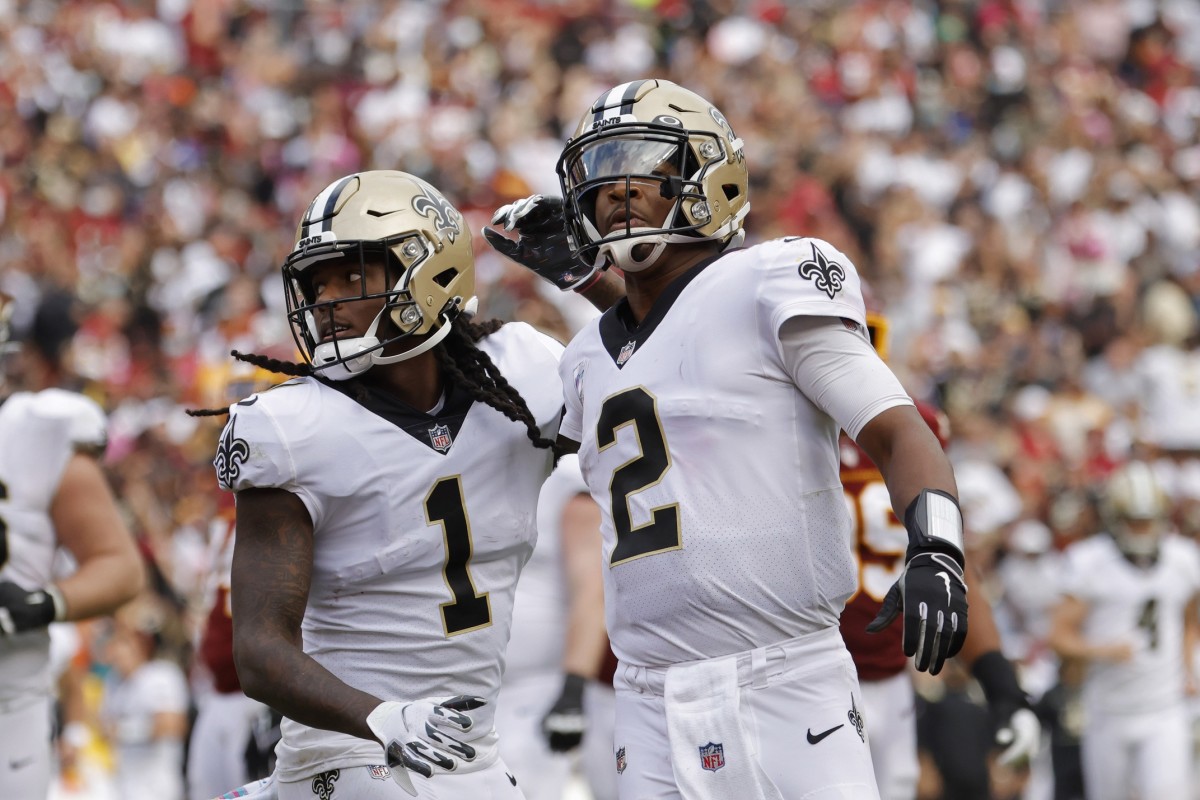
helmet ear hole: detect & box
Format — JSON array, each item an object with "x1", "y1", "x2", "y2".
[
  {"x1": 722, "y1": 184, "x2": 740, "y2": 201},
  {"x1": 431, "y1": 268, "x2": 458, "y2": 288}
]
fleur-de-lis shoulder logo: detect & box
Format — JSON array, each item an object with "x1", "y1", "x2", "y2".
[
  {"x1": 215, "y1": 415, "x2": 250, "y2": 489},
  {"x1": 311, "y1": 769, "x2": 340, "y2": 799},
  {"x1": 797, "y1": 241, "x2": 847, "y2": 300},
  {"x1": 412, "y1": 185, "x2": 462, "y2": 244}
]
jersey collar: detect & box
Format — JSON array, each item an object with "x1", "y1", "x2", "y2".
[
  {"x1": 330, "y1": 377, "x2": 474, "y2": 454},
  {"x1": 598, "y1": 249, "x2": 732, "y2": 368}
]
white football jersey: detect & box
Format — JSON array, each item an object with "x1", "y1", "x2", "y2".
[
  {"x1": 560, "y1": 237, "x2": 877, "y2": 667},
  {"x1": 504, "y1": 455, "x2": 588, "y2": 678},
  {"x1": 216, "y1": 323, "x2": 564, "y2": 781},
  {"x1": 0, "y1": 389, "x2": 108, "y2": 703},
  {"x1": 1061, "y1": 532, "x2": 1200, "y2": 715},
  {"x1": 1136, "y1": 345, "x2": 1200, "y2": 450}
]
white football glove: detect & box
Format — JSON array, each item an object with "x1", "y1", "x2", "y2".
[
  {"x1": 365, "y1": 695, "x2": 486, "y2": 796},
  {"x1": 996, "y1": 707, "x2": 1041, "y2": 767}
]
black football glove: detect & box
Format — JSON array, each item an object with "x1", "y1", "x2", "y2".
[
  {"x1": 541, "y1": 673, "x2": 587, "y2": 752},
  {"x1": 972, "y1": 651, "x2": 1041, "y2": 766},
  {"x1": 483, "y1": 195, "x2": 600, "y2": 292},
  {"x1": 867, "y1": 490, "x2": 968, "y2": 675},
  {"x1": 0, "y1": 580, "x2": 63, "y2": 636}
]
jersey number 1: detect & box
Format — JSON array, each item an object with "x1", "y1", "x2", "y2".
[
  {"x1": 597, "y1": 387, "x2": 681, "y2": 566},
  {"x1": 426, "y1": 476, "x2": 492, "y2": 636}
]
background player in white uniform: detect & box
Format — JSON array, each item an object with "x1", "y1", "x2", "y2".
[
  {"x1": 490, "y1": 79, "x2": 969, "y2": 800},
  {"x1": 209, "y1": 171, "x2": 564, "y2": 799},
  {"x1": 0, "y1": 291, "x2": 146, "y2": 800},
  {"x1": 1049, "y1": 461, "x2": 1200, "y2": 800},
  {"x1": 497, "y1": 454, "x2": 616, "y2": 800}
]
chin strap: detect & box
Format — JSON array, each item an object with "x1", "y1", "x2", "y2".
[
  {"x1": 595, "y1": 199, "x2": 751, "y2": 273},
  {"x1": 310, "y1": 306, "x2": 461, "y2": 379},
  {"x1": 371, "y1": 316, "x2": 454, "y2": 365}
]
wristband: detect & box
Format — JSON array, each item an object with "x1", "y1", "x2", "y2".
[
  {"x1": 62, "y1": 721, "x2": 91, "y2": 748},
  {"x1": 971, "y1": 650, "x2": 1025, "y2": 706},
  {"x1": 46, "y1": 584, "x2": 67, "y2": 622},
  {"x1": 904, "y1": 489, "x2": 964, "y2": 560},
  {"x1": 559, "y1": 672, "x2": 587, "y2": 703}
]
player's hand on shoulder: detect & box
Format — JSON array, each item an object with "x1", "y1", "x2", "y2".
[
  {"x1": 483, "y1": 195, "x2": 599, "y2": 292},
  {"x1": 541, "y1": 673, "x2": 587, "y2": 752},
  {"x1": 0, "y1": 580, "x2": 64, "y2": 635},
  {"x1": 866, "y1": 490, "x2": 968, "y2": 674},
  {"x1": 366, "y1": 695, "x2": 487, "y2": 795}
]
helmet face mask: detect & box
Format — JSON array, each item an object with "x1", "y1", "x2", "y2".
[
  {"x1": 556, "y1": 79, "x2": 750, "y2": 273},
  {"x1": 283, "y1": 172, "x2": 475, "y2": 380}
]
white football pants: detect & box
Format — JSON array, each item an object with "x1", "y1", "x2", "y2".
[
  {"x1": 0, "y1": 694, "x2": 52, "y2": 800},
  {"x1": 496, "y1": 671, "x2": 617, "y2": 800},
  {"x1": 188, "y1": 691, "x2": 269, "y2": 800},
  {"x1": 1080, "y1": 705, "x2": 1192, "y2": 800},
  {"x1": 276, "y1": 755, "x2": 525, "y2": 800},
  {"x1": 612, "y1": 626, "x2": 880, "y2": 800}
]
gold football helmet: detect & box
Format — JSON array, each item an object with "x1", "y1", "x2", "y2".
[
  {"x1": 282, "y1": 171, "x2": 476, "y2": 380},
  {"x1": 1103, "y1": 460, "x2": 1170, "y2": 562},
  {"x1": 556, "y1": 79, "x2": 751, "y2": 272}
]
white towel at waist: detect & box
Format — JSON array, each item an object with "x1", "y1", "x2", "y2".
[{"x1": 664, "y1": 654, "x2": 784, "y2": 800}]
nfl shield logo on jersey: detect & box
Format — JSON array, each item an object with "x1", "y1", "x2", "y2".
[
  {"x1": 699, "y1": 742, "x2": 725, "y2": 772},
  {"x1": 616, "y1": 340, "x2": 637, "y2": 366},
  {"x1": 369, "y1": 765, "x2": 391, "y2": 780},
  {"x1": 428, "y1": 423, "x2": 453, "y2": 452}
]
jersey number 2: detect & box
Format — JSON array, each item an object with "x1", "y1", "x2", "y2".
[
  {"x1": 425, "y1": 476, "x2": 492, "y2": 636},
  {"x1": 597, "y1": 387, "x2": 681, "y2": 566}
]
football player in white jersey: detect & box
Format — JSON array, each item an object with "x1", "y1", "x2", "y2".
[
  {"x1": 207, "y1": 171, "x2": 565, "y2": 799},
  {"x1": 496, "y1": 454, "x2": 616, "y2": 800},
  {"x1": 0, "y1": 291, "x2": 146, "y2": 800},
  {"x1": 1049, "y1": 461, "x2": 1200, "y2": 800},
  {"x1": 488, "y1": 79, "x2": 968, "y2": 800}
]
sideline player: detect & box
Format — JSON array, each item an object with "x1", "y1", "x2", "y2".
[
  {"x1": 491, "y1": 79, "x2": 967, "y2": 799},
  {"x1": 838, "y1": 301, "x2": 1039, "y2": 799},
  {"x1": 1048, "y1": 461, "x2": 1200, "y2": 800},
  {"x1": 208, "y1": 171, "x2": 564, "y2": 798},
  {"x1": 0, "y1": 291, "x2": 146, "y2": 799},
  {"x1": 497, "y1": 454, "x2": 616, "y2": 800}
]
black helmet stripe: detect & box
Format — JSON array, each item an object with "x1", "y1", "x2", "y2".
[
  {"x1": 590, "y1": 79, "x2": 649, "y2": 125},
  {"x1": 302, "y1": 174, "x2": 357, "y2": 239}
]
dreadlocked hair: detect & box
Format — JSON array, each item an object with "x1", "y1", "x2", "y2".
[
  {"x1": 184, "y1": 350, "x2": 312, "y2": 418},
  {"x1": 437, "y1": 317, "x2": 566, "y2": 460}
]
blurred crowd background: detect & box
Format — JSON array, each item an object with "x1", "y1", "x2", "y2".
[{"x1": 2, "y1": 0, "x2": 1199, "y2": 798}]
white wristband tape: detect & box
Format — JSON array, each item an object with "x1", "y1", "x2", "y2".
[
  {"x1": 46, "y1": 584, "x2": 67, "y2": 622},
  {"x1": 913, "y1": 490, "x2": 965, "y2": 554}
]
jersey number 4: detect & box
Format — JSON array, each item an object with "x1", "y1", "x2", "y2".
[
  {"x1": 597, "y1": 387, "x2": 681, "y2": 566},
  {"x1": 426, "y1": 476, "x2": 492, "y2": 636}
]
